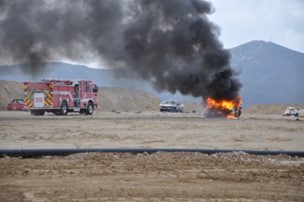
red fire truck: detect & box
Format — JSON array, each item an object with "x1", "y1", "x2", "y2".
[{"x1": 23, "y1": 79, "x2": 99, "y2": 116}]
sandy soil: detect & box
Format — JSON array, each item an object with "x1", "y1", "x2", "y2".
[{"x1": 0, "y1": 111, "x2": 304, "y2": 201}]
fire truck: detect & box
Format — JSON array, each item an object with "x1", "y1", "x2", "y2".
[{"x1": 23, "y1": 79, "x2": 99, "y2": 116}]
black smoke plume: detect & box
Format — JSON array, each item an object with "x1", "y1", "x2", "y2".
[{"x1": 0, "y1": 0, "x2": 241, "y2": 101}]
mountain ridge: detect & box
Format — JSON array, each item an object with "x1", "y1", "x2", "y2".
[{"x1": 229, "y1": 40, "x2": 304, "y2": 106}]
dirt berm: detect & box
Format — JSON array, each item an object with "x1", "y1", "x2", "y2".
[{"x1": 0, "y1": 81, "x2": 24, "y2": 110}]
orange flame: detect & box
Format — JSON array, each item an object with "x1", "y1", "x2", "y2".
[
  {"x1": 206, "y1": 96, "x2": 242, "y2": 118},
  {"x1": 206, "y1": 96, "x2": 242, "y2": 111}
]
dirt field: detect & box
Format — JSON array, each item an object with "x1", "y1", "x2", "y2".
[
  {"x1": 1, "y1": 111, "x2": 304, "y2": 201},
  {"x1": 1, "y1": 152, "x2": 304, "y2": 201},
  {"x1": 0, "y1": 110, "x2": 303, "y2": 150}
]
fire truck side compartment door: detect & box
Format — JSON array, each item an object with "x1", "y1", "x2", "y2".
[{"x1": 34, "y1": 92, "x2": 44, "y2": 108}]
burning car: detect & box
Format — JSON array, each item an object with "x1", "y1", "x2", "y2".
[
  {"x1": 205, "y1": 96, "x2": 242, "y2": 118},
  {"x1": 6, "y1": 98, "x2": 27, "y2": 111},
  {"x1": 159, "y1": 100, "x2": 184, "y2": 113}
]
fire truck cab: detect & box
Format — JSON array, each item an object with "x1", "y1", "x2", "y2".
[{"x1": 23, "y1": 79, "x2": 98, "y2": 116}]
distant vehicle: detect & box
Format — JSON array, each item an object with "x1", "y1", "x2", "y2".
[
  {"x1": 282, "y1": 107, "x2": 299, "y2": 117},
  {"x1": 159, "y1": 100, "x2": 184, "y2": 112},
  {"x1": 7, "y1": 99, "x2": 26, "y2": 111}
]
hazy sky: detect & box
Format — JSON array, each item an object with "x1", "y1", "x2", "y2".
[{"x1": 209, "y1": 0, "x2": 304, "y2": 53}]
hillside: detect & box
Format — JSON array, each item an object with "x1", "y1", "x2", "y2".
[
  {"x1": 0, "y1": 81, "x2": 24, "y2": 110},
  {"x1": 0, "y1": 81, "x2": 160, "y2": 111},
  {"x1": 98, "y1": 87, "x2": 160, "y2": 112}
]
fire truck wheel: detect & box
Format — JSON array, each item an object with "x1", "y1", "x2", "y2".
[
  {"x1": 60, "y1": 101, "x2": 68, "y2": 115},
  {"x1": 85, "y1": 102, "x2": 94, "y2": 115}
]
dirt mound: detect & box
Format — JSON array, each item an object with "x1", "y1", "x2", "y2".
[
  {"x1": 0, "y1": 80, "x2": 160, "y2": 111},
  {"x1": 0, "y1": 80, "x2": 24, "y2": 110},
  {"x1": 98, "y1": 87, "x2": 160, "y2": 111},
  {"x1": 245, "y1": 104, "x2": 304, "y2": 115}
]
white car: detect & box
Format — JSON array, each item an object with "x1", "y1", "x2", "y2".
[
  {"x1": 283, "y1": 107, "x2": 299, "y2": 116},
  {"x1": 159, "y1": 100, "x2": 184, "y2": 112}
]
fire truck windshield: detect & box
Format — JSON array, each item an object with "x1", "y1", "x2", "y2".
[{"x1": 92, "y1": 84, "x2": 98, "y2": 93}]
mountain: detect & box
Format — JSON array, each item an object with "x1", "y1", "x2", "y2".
[
  {"x1": 230, "y1": 40, "x2": 304, "y2": 106},
  {"x1": 0, "y1": 40, "x2": 303, "y2": 107},
  {"x1": 0, "y1": 62, "x2": 131, "y2": 87}
]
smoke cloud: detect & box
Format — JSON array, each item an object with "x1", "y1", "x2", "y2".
[{"x1": 0, "y1": 0, "x2": 241, "y2": 101}]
